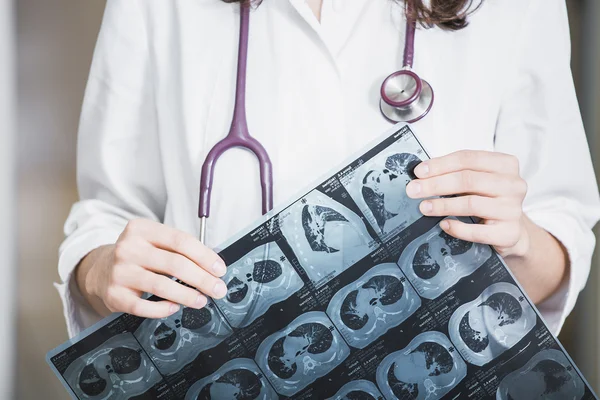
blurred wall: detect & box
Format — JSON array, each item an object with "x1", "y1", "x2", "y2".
[
  {"x1": 14, "y1": 0, "x2": 600, "y2": 399},
  {"x1": 563, "y1": 0, "x2": 600, "y2": 387},
  {"x1": 0, "y1": 0, "x2": 16, "y2": 398},
  {"x1": 15, "y1": 0, "x2": 105, "y2": 399}
]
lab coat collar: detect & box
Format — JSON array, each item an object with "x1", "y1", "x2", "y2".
[{"x1": 286, "y1": 0, "x2": 374, "y2": 59}]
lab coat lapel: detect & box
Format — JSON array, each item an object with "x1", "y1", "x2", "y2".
[
  {"x1": 288, "y1": 0, "x2": 350, "y2": 63},
  {"x1": 320, "y1": 0, "x2": 373, "y2": 58}
]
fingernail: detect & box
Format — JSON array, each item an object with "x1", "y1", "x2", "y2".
[
  {"x1": 213, "y1": 281, "x2": 227, "y2": 298},
  {"x1": 415, "y1": 163, "x2": 429, "y2": 177},
  {"x1": 195, "y1": 294, "x2": 207, "y2": 308},
  {"x1": 212, "y1": 260, "x2": 227, "y2": 276},
  {"x1": 406, "y1": 182, "x2": 421, "y2": 198},
  {"x1": 421, "y1": 201, "x2": 433, "y2": 214},
  {"x1": 440, "y1": 220, "x2": 450, "y2": 230},
  {"x1": 169, "y1": 304, "x2": 180, "y2": 314}
]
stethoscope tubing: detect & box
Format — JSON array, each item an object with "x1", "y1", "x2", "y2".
[
  {"x1": 196, "y1": 1, "x2": 434, "y2": 329},
  {"x1": 198, "y1": 2, "x2": 433, "y2": 242},
  {"x1": 198, "y1": 4, "x2": 273, "y2": 244}
]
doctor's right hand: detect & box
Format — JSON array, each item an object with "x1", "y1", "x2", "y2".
[{"x1": 75, "y1": 219, "x2": 228, "y2": 319}]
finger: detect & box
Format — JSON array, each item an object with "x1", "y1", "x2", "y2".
[
  {"x1": 120, "y1": 267, "x2": 209, "y2": 309},
  {"x1": 122, "y1": 219, "x2": 226, "y2": 277},
  {"x1": 129, "y1": 246, "x2": 228, "y2": 299},
  {"x1": 419, "y1": 196, "x2": 521, "y2": 220},
  {"x1": 439, "y1": 218, "x2": 519, "y2": 248},
  {"x1": 406, "y1": 170, "x2": 526, "y2": 199},
  {"x1": 107, "y1": 288, "x2": 181, "y2": 319},
  {"x1": 414, "y1": 150, "x2": 520, "y2": 178}
]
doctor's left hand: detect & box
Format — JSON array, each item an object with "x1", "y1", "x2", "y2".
[{"x1": 405, "y1": 150, "x2": 530, "y2": 259}]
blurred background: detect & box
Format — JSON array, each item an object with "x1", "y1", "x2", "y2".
[{"x1": 0, "y1": 0, "x2": 598, "y2": 398}]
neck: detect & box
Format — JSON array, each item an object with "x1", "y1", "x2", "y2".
[{"x1": 305, "y1": 0, "x2": 323, "y2": 22}]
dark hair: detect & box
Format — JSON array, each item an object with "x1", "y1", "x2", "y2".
[{"x1": 222, "y1": 0, "x2": 482, "y2": 31}]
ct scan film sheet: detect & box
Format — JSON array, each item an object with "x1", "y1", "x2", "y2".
[{"x1": 47, "y1": 125, "x2": 598, "y2": 400}]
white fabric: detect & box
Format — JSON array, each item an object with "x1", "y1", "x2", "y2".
[{"x1": 58, "y1": 0, "x2": 600, "y2": 338}]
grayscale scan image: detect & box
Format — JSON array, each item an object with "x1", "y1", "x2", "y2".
[
  {"x1": 448, "y1": 282, "x2": 537, "y2": 366},
  {"x1": 213, "y1": 242, "x2": 304, "y2": 328},
  {"x1": 397, "y1": 217, "x2": 492, "y2": 299},
  {"x1": 134, "y1": 301, "x2": 233, "y2": 375},
  {"x1": 326, "y1": 263, "x2": 421, "y2": 349},
  {"x1": 280, "y1": 189, "x2": 376, "y2": 287},
  {"x1": 376, "y1": 331, "x2": 467, "y2": 400},
  {"x1": 340, "y1": 136, "x2": 426, "y2": 241},
  {"x1": 184, "y1": 358, "x2": 278, "y2": 400},
  {"x1": 62, "y1": 333, "x2": 162, "y2": 400},
  {"x1": 255, "y1": 311, "x2": 351, "y2": 396},
  {"x1": 327, "y1": 379, "x2": 385, "y2": 400},
  {"x1": 47, "y1": 126, "x2": 597, "y2": 400},
  {"x1": 496, "y1": 349, "x2": 586, "y2": 400}
]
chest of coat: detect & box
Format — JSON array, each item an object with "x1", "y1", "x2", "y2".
[{"x1": 151, "y1": 1, "x2": 506, "y2": 242}]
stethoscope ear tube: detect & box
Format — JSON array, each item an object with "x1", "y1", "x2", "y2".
[{"x1": 198, "y1": 4, "x2": 274, "y2": 244}]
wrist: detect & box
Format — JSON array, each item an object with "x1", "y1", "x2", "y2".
[
  {"x1": 75, "y1": 245, "x2": 115, "y2": 317},
  {"x1": 501, "y1": 215, "x2": 570, "y2": 304},
  {"x1": 500, "y1": 216, "x2": 532, "y2": 260},
  {"x1": 77, "y1": 245, "x2": 113, "y2": 300}
]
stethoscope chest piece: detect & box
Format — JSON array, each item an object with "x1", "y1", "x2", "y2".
[{"x1": 379, "y1": 69, "x2": 434, "y2": 124}]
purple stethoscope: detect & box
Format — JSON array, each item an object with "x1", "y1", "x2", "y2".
[{"x1": 198, "y1": 3, "x2": 434, "y2": 242}]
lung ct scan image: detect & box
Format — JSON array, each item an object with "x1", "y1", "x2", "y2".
[
  {"x1": 448, "y1": 282, "x2": 536, "y2": 366},
  {"x1": 496, "y1": 349, "x2": 586, "y2": 400},
  {"x1": 340, "y1": 136, "x2": 427, "y2": 242},
  {"x1": 62, "y1": 333, "x2": 162, "y2": 400},
  {"x1": 326, "y1": 263, "x2": 421, "y2": 349},
  {"x1": 376, "y1": 331, "x2": 467, "y2": 400},
  {"x1": 280, "y1": 189, "x2": 377, "y2": 287},
  {"x1": 327, "y1": 380, "x2": 385, "y2": 400},
  {"x1": 255, "y1": 311, "x2": 351, "y2": 397},
  {"x1": 397, "y1": 217, "x2": 492, "y2": 299},
  {"x1": 213, "y1": 242, "x2": 304, "y2": 328},
  {"x1": 134, "y1": 301, "x2": 233, "y2": 376},
  {"x1": 184, "y1": 358, "x2": 278, "y2": 400}
]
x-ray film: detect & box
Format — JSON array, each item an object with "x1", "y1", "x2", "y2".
[
  {"x1": 327, "y1": 263, "x2": 421, "y2": 349},
  {"x1": 134, "y1": 301, "x2": 233, "y2": 376},
  {"x1": 327, "y1": 380, "x2": 385, "y2": 400},
  {"x1": 214, "y1": 242, "x2": 304, "y2": 328},
  {"x1": 376, "y1": 331, "x2": 467, "y2": 400},
  {"x1": 61, "y1": 333, "x2": 163, "y2": 400},
  {"x1": 48, "y1": 124, "x2": 597, "y2": 399},
  {"x1": 255, "y1": 311, "x2": 351, "y2": 396},
  {"x1": 496, "y1": 349, "x2": 586, "y2": 400},
  {"x1": 448, "y1": 282, "x2": 536, "y2": 366},
  {"x1": 184, "y1": 358, "x2": 278, "y2": 400},
  {"x1": 397, "y1": 217, "x2": 493, "y2": 300},
  {"x1": 339, "y1": 137, "x2": 425, "y2": 242},
  {"x1": 280, "y1": 189, "x2": 378, "y2": 287}
]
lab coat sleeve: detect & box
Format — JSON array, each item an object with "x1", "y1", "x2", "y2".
[
  {"x1": 56, "y1": 0, "x2": 166, "y2": 338},
  {"x1": 493, "y1": 0, "x2": 600, "y2": 335}
]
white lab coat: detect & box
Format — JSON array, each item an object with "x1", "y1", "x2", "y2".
[{"x1": 58, "y1": 0, "x2": 600, "y2": 338}]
